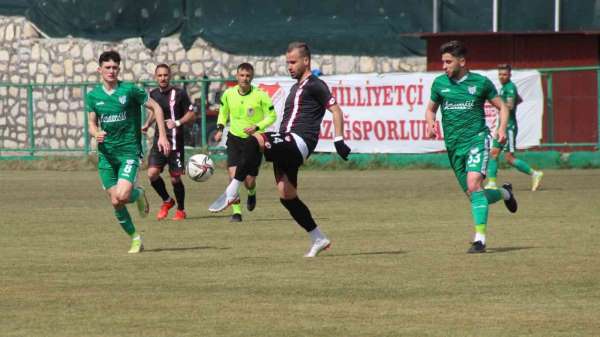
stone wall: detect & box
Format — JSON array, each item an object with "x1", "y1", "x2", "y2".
[{"x1": 0, "y1": 16, "x2": 426, "y2": 152}]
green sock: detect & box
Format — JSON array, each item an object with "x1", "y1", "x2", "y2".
[
  {"x1": 483, "y1": 188, "x2": 502, "y2": 204},
  {"x1": 232, "y1": 203, "x2": 242, "y2": 215},
  {"x1": 247, "y1": 186, "x2": 256, "y2": 196},
  {"x1": 128, "y1": 187, "x2": 141, "y2": 203},
  {"x1": 114, "y1": 207, "x2": 136, "y2": 236},
  {"x1": 475, "y1": 224, "x2": 487, "y2": 235},
  {"x1": 487, "y1": 157, "x2": 498, "y2": 179},
  {"x1": 471, "y1": 191, "x2": 489, "y2": 227},
  {"x1": 513, "y1": 158, "x2": 533, "y2": 175}
]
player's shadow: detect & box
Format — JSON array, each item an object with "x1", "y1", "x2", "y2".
[
  {"x1": 485, "y1": 246, "x2": 537, "y2": 254},
  {"x1": 323, "y1": 250, "x2": 406, "y2": 257},
  {"x1": 251, "y1": 217, "x2": 329, "y2": 222},
  {"x1": 143, "y1": 246, "x2": 231, "y2": 253},
  {"x1": 186, "y1": 214, "x2": 231, "y2": 220}
]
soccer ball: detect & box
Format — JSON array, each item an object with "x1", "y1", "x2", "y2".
[{"x1": 187, "y1": 154, "x2": 214, "y2": 182}]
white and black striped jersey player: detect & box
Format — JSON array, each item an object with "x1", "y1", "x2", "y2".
[{"x1": 208, "y1": 42, "x2": 351, "y2": 257}]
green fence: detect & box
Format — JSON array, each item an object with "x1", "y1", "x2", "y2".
[
  {"x1": 1, "y1": 67, "x2": 599, "y2": 160},
  {"x1": 0, "y1": 78, "x2": 232, "y2": 158}
]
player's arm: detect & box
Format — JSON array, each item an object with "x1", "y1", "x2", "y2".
[
  {"x1": 214, "y1": 92, "x2": 230, "y2": 142},
  {"x1": 141, "y1": 108, "x2": 155, "y2": 133},
  {"x1": 425, "y1": 100, "x2": 440, "y2": 138},
  {"x1": 166, "y1": 92, "x2": 196, "y2": 129},
  {"x1": 329, "y1": 103, "x2": 350, "y2": 160},
  {"x1": 489, "y1": 96, "x2": 509, "y2": 143},
  {"x1": 88, "y1": 111, "x2": 106, "y2": 143},
  {"x1": 145, "y1": 97, "x2": 170, "y2": 155}
]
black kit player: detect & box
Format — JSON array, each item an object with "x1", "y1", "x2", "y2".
[
  {"x1": 208, "y1": 41, "x2": 351, "y2": 257},
  {"x1": 143, "y1": 64, "x2": 196, "y2": 221}
]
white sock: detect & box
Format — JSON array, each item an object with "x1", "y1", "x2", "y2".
[
  {"x1": 499, "y1": 187, "x2": 511, "y2": 200},
  {"x1": 308, "y1": 227, "x2": 325, "y2": 243},
  {"x1": 474, "y1": 232, "x2": 486, "y2": 245},
  {"x1": 226, "y1": 179, "x2": 242, "y2": 198}
]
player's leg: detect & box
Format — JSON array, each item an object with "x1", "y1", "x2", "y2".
[
  {"x1": 98, "y1": 155, "x2": 143, "y2": 253},
  {"x1": 209, "y1": 133, "x2": 265, "y2": 212},
  {"x1": 226, "y1": 136, "x2": 244, "y2": 221},
  {"x1": 169, "y1": 150, "x2": 186, "y2": 220},
  {"x1": 228, "y1": 166, "x2": 242, "y2": 222},
  {"x1": 245, "y1": 175, "x2": 257, "y2": 211},
  {"x1": 148, "y1": 146, "x2": 174, "y2": 220},
  {"x1": 504, "y1": 129, "x2": 544, "y2": 191},
  {"x1": 244, "y1": 151, "x2": 262, "y2": 212},
  {"x1": 275, "y1": 165, "x2": 330, "y2": 258},
  {"x1": 485, "y1": 139, "x2": 503, "y2": 189},
  {"x1": 466, "y1": 135, "x2": 518, "y2": 253}
]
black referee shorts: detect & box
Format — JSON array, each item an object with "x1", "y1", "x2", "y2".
[{"x1": 226, "y1": 133, "x2": 262, "y2": 177}]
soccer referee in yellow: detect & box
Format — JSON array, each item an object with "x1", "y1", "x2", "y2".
[{"x1": 214, "y1": 63, "x2": 277, "y2": 222}]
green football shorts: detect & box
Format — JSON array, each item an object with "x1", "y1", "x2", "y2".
[
  {"x1": 447, "y1": 131, "x2": 492, "y2": 192},
  {"x1": 97, "y1": 152, "x2": 140, "y2": 190}
]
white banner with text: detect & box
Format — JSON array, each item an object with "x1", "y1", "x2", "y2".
[{"x1": 253, "y1": 70, "x2": 543, "y2": 154}]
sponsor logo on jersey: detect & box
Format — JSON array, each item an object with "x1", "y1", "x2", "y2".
[
  {"x1": 119, "y1": 95, "x2": 127, "y2": 105},
  {"x1": 468, "y1": 86, "x2": 477, "y2": 95},
  {"x1": 441, "y1": 88, "x2": 450, "y2": 93},
  {"x1": 247, "y1": 107, "x2": 255, "y2": 117},
  {"x1": 443, "y1": 100, "x2": 475, "y2": 110},
  {"x1": 100, "y1": 111, "x2": 127, "y2": 123},
  {"x1": 96, "y1": 101, "x2": 105, "y2": 106}
]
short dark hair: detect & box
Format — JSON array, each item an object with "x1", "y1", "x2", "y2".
[
  {"x1": 440, "y1": 40, "x2": 467, "y2": 58},
  {"x1": 498, "y1": 63, "x2": 512, "y2": 71},
  {"x1": 237, "y1": 62, "x2": 254, "y2": 73},
  {"x1": 98, "y1": 50, "x2": 121, "y2": 65},
  {"x1": 287, "y1": 41, "x2": 311, "y2": 59},
  {"x1": 155, "y1": 63, "x2": 171, "y2": 73}
]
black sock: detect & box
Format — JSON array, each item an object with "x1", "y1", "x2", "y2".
[
  {"x1": 150, "y1": 177, "x2": 171, "y2": 201},
  {"x1": 280, "y1": 197, "x2": 317, "y2": 232},
  {"x1": 172, "y1": 180, "x2": 185, "y2": 210},
  {"x1": 234, "y1": 137, "x2": 261, "y2": 181}
]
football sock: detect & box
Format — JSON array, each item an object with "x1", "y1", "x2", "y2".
[
  {"x1": 226, "y1": 179, "x2": 242, "y2": 198},
  {"x1": 471, "y1": 191, "x2": 489, "y2": 229},
  {"x1": 513, "y1": 158, "x2": 533, "y2": 175},
  {"x1": 247, "y1": 186, "x2": 256, "y2": 196},
  {"x1": 172, "y1": 180, "x2": 185, "y2": 210},
  {"x1": 280, "y1": 197, "x2": 317, "y2": 232},
  {"x1": 499, "y1": 187, "x2": 511, "y2": 200},
  {"x1": 234, "y1": 137, "x2": 261, "y2": 181},
  {"x1": 232, "y1": 202, "x2": 242, "y2": 215},
  {"x1": 487, "y1": 157, "x2": 498, "y2": 179},
  {"x1": 114, "y1": 206, "x2": 136, "y2": 236},
  {"x1": 483, "y1": 188, "x2": 502, "y2": 204},
  {"x1": 474, "y1": 225, "x2": 486, "y2": 244},
  {"x1": 127, "y1": 187, "x2": 141, "y2": 203},
  {"x1": 308, "y1": 227, "x2": 326, "y2": 243},
  {"x1": 151, "y1": 177, "x2": 171, "y2": 201}
]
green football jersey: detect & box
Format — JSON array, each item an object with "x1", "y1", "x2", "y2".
[
  {"x1": 85, "y1": 81, "x2": 148, "y2": 156},
  {"x1": 500, "y1": 81, "x2": 518, "y2": 129},
  {"x1": 217, "y1": 85, "x2": 276, "y2": 139},
  {"x1": 430, "y1": 72, "x2": 498, "y2": 150}
]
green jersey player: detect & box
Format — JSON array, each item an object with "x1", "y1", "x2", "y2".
[
  {"x1": 86, "y1": 51, "x2": 170, "y2": 253},
  {"x1": 485, "y1": 64, "x2": 544, "y2": 191},
  {"x1": 214, "y1": 62, "x2": 277, "y2": 222},
  {"x1": 425, "y1": 40, "x2": 518, "y2": 254}
]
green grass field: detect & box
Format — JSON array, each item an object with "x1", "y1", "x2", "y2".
[{"x1": 2, "y1": 168, "x2": 599, "y2": 337}]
